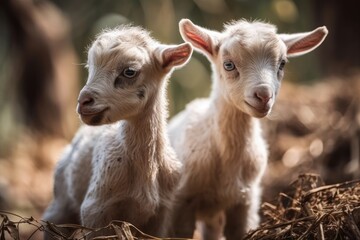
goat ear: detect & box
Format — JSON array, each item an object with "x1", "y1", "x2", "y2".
[
  {"x1": 279, "y1": 26, "x2": 328, "y2": 58},
  {"x1": 158, "y1": 43, "x2": 192, "y2": 72},
  {"x1": 179, "y1": 19, "x2": 220, "y2": 58}
]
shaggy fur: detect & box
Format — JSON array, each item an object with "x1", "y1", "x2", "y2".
[
  {"x1": 42, "y1": 26, "x2": 192, "y2": 239},
  {"x1": 168, "y1": 19, "x2": 328, "y2": 240}
]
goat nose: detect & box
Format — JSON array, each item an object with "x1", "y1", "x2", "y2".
[
  {"x1": 78, "y1": 93, "x2": 94, "y2": 107},
  {"x1": 254, "y1": 87, "x2": 272, "y2": 104}
]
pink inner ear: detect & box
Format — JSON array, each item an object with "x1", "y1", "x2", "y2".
[
  {"x1": 186, "y1": 31, "x2": 212, "y2": 55},
  {"x1": 162, "y1": 45, "x2": 190, "y2": 69},
  {"x1": 288, "y1": 30, "x2": 326, "y2": 55}
]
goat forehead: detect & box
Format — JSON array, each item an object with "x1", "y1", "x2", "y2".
[
  {"x1": 88, "y1": 42, "x2": 150, "y2": 70},
  {"x1": 221, "y1": 34, "x2": 285, "y2": 65},
  {"x1": 222, "y1": 20, "x2": 282, "y2": 51},
  {"x1": 88, "y1": 27, "x2": 156, "y2": 68},
  {"x1": 96, "y1": 27, "x2": 154, "y2": 49}
]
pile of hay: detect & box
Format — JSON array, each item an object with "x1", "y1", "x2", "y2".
[{"x1": 245, "y1": 174, "x2": 360, "y2": 240}]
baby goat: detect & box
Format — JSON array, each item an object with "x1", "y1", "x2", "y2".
[
  {"x1": 42, "y1": 26, "x2": 192, "y2": 238},
  {"x1": 168, "y1": 19, "x2": 328, "y2": 240}
]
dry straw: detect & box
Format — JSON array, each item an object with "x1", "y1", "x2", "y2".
[
  {"x1": 245, "y1": 174, "x2": 360, "y2": 240},
  {"x1": 0, "y1": 212, "x2": 192, "y2": 240}
]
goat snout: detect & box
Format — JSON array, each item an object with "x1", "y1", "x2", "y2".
[
  {"x1": 78, "y1": 94, "x2": 94, "y2": 108},
  {"x1": 244, "y1": 85, "x2": 274, "y2": 117},
  {"x1": 253, "y1": 86, "x2": 273, "y2": 104},
  {"x1": 77, "y1": 90, "x2": 95, "y2": 114}
]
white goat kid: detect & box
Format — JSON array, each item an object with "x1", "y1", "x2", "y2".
[
  {"x1": 168, "y1": 19, "x2": 328, "y2": 240},
  {"x1": 42, "y1": 26, "x2": 192, "y2": 238}
]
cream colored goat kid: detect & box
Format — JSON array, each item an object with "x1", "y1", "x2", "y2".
[
  {"x1": 42, "y1": 26, "x2": 192, "y2": 238},
  {"x1": 168, "y1": 19, "x2": 328, "y2": 240}
]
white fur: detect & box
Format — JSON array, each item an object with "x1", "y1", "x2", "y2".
[
  {"x1": 168, "y1": 19, "x2": 328, "y2": 240},
  {"x1": 43, "y1": 26, "x2": 192, "y2": 239}
]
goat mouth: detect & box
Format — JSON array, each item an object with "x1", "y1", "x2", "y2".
[
  {"x1": 245, "y1": 101, "x2": 271, "y2": 116},
  {"x1": 79, "y1": 107, "x2": 109, "y2": 117},
  {"x1": 79, "y1": 107, "x2": 109, "y2": 126}
]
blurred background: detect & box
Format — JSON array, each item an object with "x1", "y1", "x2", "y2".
[{"x1": 0, "y1": 0, "x2": 359, "y2": 237}]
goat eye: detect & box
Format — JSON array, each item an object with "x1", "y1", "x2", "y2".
[
  {"x1": 223, "y1": 61, "x2": 235, "y2": 71},
  {"x1": 278, "y1": 60, "x2": 286, "y2": 71},
  {"x1": 122, "y1": 67, "x2": 137, "y2": 78}
]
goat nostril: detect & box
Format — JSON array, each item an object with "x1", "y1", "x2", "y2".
[
  {"x1": 79, "y1": 96, "x2": 94, "y2": 107},
  {"x1": 255, "y1": 91, "x2": 272, "y2": 104}
]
